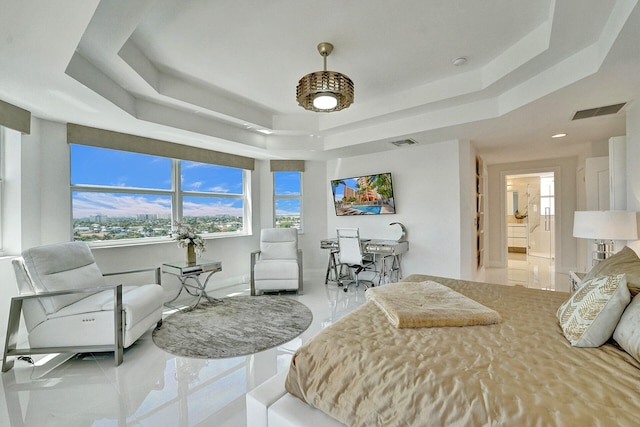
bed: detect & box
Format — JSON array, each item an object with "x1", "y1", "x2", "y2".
[{"x1": 247, "y1": 250, "x2": 640, "y2": 427}]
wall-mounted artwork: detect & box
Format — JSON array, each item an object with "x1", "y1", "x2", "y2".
[{"x1": 331, "y1": 172, "x2": 396, "y2": 216}]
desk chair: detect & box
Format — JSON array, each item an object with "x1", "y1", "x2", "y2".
[
  {"x1": 325, "y1": 248, "x2": 350, "y2": 285},
  {"x1": 336, "y1": 228, "x2": 377, "y2": 292}
]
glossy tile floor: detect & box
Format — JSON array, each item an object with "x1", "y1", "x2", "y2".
[
  {"x1": 0, "y1": 272, "x2": 369, "y2": 427},
  {"x1": 485, "y1": 252, "x2": 570, "y2": 293},
  {"x1": 0, "y1": 267, "x2": 567, "y2": 427}
]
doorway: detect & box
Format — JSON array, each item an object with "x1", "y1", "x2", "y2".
[{"x1": 506, "y1": 172, "x2": 556, "y2": 290}]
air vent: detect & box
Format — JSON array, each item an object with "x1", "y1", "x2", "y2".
[
  {"x1": 572, "y1": 103, "x2": 626, "y2": 120},
  {"x1": 390, "y1": 138, "x2": 417, "y2": 147}
]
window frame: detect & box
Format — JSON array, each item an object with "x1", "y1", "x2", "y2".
[
  {"x1": 70, "y1": 145, "x2": 251, "y2": 247},
  {"x1": 273, "y1": 170, "x2": 303, "y2": 231}
]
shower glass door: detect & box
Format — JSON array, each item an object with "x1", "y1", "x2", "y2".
[{"x1": 527, "y1": 174, "x2": 555, "y2": 290}]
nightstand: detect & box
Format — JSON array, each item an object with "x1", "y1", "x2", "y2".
[{"x1": 569, "y1": 271, "x2": 586, "y2": 292}]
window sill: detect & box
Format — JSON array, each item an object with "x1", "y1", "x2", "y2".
[{"x1": 86, "y1": 231, "x2": 250, "y2": 250}]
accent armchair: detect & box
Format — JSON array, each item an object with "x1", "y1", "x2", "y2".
[
  {"x1": 2, "y1": 241, "x2": 164, "y2": 372},
  {"x1": 250, "y1": 228, "x2": 303, "y2": 295}
]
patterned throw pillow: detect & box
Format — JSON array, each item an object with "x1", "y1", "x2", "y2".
[{"x1": 556, "y1": 274, "x2": 630, "y2": 347}]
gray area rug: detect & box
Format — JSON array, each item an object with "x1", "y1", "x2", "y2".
[{"x1": 152, "y1": 296, "x2": 313, "y2": 359}]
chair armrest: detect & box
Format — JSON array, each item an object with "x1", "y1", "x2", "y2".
[
  {"x1": 297, "y1": 249, "x2": 303, "y2": 294},
  {"x1": 12, "y1": 284, "x2": 123, "y2": 300},
  {"x1": 2, "y1": 284, "x2": 124, "y2": 372},
  {"x1": 103, "y1": 266, "x2": 161, "y2": 285},
  {"x1": 250, "y1": 251, "x2": 261, "y2": 296}
]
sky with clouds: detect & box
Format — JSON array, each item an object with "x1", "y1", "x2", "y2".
[{"x1": 71, "y1": 145, "x2": 299, "y2": 218}]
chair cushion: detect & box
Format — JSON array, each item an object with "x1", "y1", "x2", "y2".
[
  {"x1": 260, "y1": 228, "x2": 298, "y2": 260},
  {"x1": 22, "y1": 242, "x2": 106, "y2": 314},
  {"x1": 254, "y1": 260, "x2": 299, "y2": 281},
  {"x1": 48, "y1": 284, "x2": 163, "y2": 331}
]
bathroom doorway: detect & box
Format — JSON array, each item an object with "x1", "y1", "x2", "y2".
[{"x1": 506, "y1": 172, "x2": 556, "y2": 290}]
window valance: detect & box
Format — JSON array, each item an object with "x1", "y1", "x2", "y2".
[
  {"x1": 270, "y1": 160, "x2": 305, "y2": 172},
  {"x1": 0, "y1": 99, "x2": 31, "y2": 134},
  {"x1": 67, "y1": 123, "x2": 255, "y2": 170}
]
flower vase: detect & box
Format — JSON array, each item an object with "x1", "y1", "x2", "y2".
[{"x1": 186, "y1": 243, "x2": 196, "y2": 265}]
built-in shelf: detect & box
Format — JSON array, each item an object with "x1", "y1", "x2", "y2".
[{"x1": 476, "y1": 157, "x2": 484, "y2": 269}]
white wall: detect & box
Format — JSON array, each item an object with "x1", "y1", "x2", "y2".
[
  {"x1": 40, "y1": 120, "x2": 72, "y2": 243},
  {"x1": 326, "y1": 140, "x2": 477, "y2": 280},
  {"x1": 298, "y1": 160, "x2": 330, "y2": 273}
]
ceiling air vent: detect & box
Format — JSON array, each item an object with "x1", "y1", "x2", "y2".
[
  {"x1": 572, "y1": 103, "x2": 626, "y2": 120},
  {"x1": 390, "y1": 138, "x2": 417, "y2": 147}
]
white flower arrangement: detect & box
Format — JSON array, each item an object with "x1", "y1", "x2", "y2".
[{"x1": 172, "y1": 221, "x2": 206, "y2": 256}]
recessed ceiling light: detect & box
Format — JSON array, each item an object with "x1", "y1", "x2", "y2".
[{"x1": 552, "y1": 133, "x2": 567, "y2": 138}]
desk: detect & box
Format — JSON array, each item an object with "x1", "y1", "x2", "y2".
[
  {"x1": 321, "y1": 238, "x2": 409, "y2": 285},
  {"x1": 162, "y1": 260, "x2": 223, "y2": 309}
]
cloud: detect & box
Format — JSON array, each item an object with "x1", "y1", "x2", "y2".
[
  {"x1": 182, "y1": 161, "x2": 208, "y2": 169},
  {"x1": 207, "y1": 185, "x2": 230, "y2": 193},
  {"x1": 73, "y1": 193, "x2": 172, "y2": 217},
  {"x1": 73, "y1": 192, "x2": 245, "y2": 218},
  {"x1": 186, "y1": 181, "x2": 203, "y2": 190},
  {"x1": 183, "y1": 199, "x2": 244, "y2": 217}
]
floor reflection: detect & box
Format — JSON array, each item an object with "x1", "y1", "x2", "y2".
[{"x1": 0, "y1": 273, "x2": 368, "y2": 427}]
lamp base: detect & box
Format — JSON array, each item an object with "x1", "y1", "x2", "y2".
[{"x1": 592, "y1": 240, "x2": 614, "y2": 265}]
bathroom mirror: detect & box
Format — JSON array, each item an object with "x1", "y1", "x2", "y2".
[{"x1": 507, "y1": 191, "x2": 518, "y2": 216}]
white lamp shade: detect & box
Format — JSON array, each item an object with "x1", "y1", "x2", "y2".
[{"x1": 573, "y1": 211, "x2": 639, "y2": 240}]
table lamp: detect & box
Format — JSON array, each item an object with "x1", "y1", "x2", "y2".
[{"x1": 573, "y1": 210, "x2": 639, "y2": 265}]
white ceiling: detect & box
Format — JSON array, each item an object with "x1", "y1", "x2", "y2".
[{"x1": 1, "y1": 0, "x2": 639, "y2": 164}]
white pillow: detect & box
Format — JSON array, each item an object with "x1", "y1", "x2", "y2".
[
  {"x1": 556, "y1": 274, "x2": 630, "y2": 347},
  {"x1": 613, "y1": 294, "x2": 640, "y2": 363}
]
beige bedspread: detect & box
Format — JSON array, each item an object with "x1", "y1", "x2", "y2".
[
  {"x1": 365, "y1": 280, "x2": 501, "y2": 328},
  {"x1": 286, "y1": 275, "x2": 640, "y2": 427}
]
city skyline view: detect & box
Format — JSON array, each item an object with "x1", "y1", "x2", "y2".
[{"x1": 71, "y1": 145, "x2": 301, "y2": 239}]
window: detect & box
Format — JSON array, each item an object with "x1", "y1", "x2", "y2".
[
  {"x1": 273, "y1": 171, "x2": 301, "y2": 229},
  {"x1": 71, "y1": 144, "x2": 249, "y2": 243}
]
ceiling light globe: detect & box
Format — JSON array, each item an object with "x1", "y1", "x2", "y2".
[{"x1": 313, "y1": 94, "x2": 338, "y2": 110}]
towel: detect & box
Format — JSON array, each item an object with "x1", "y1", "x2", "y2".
[{"x1": 365, "y1": 280, "x2": 502, "y2": 328}]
